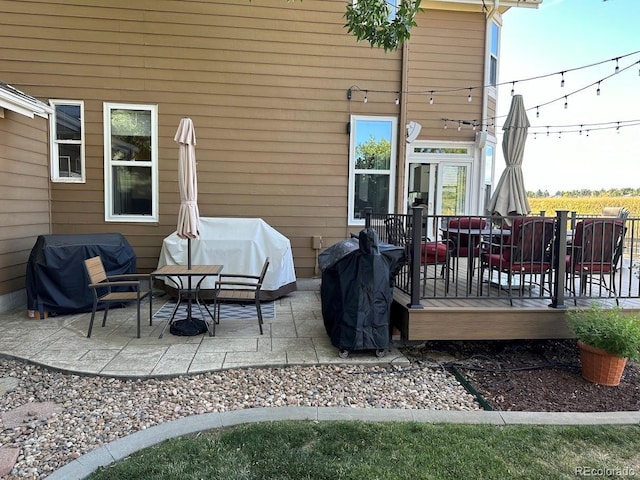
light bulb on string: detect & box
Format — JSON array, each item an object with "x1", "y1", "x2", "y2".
[
  {"x1": 560, "y1": 72, "x2": 565, "y2": 87},
  {"x1": 363, "y1": 91, "x2": 368, "y2": 103},
  {"x1": 596, "y1": 82, "x2": 601, "y2": 96},
  {"x1": 467, "y1": 88, "x2": 472, "y2": 102},
  {"x1": 472, "y1": 122, "x2": 477, "y2": 131},
  {"x1": 395, "y1": 92, "x2": 400, "y2": 105},
  {"x1": 546, "y1": 126, "x2": 550, "y2": 137},
  {"x1": 579, "y1": 125, "x2": 583, "y2": 135},
  {"x1": 510, "y1": 82, "x2": 515, "y2": 96},
  {"x1": 457, "y1": 121, "x2": 462, "y2": 132},
  {"x1": 615, "y1": 58, "x2": 619, "y2": 74},
  {"x1": 617, "y1": 122, "x2": 621, "y2": 134},
  {"x1": 564, "y1": 96, "x2": 568, "y2": 109},
  {"x1": 443, "y1": 120, "x2": 447, "y2": 129},
  {"x1": 429, "y1": 91, "x2": 434, "y2": 105},
  {"x1": 536, "y1": 107, "x2": 540, "y2": 118}
]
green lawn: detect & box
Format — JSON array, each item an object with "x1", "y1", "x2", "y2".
[{"x1": 88, "y1": 421, "x2": 640, "y2": 480}]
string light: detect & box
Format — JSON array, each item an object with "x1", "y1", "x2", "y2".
[
  {"x1": 429, "y1": 91, "x2": 434, "y2": 104},
  {"x1": 596, "y1": 81, "x2": 601, "y2": 96},
  {"x1": 510, "y1": 82, "x2": 515, "y2": 96},
  {"x1": 560, "y1": 71, "x2": 565, "y2": 87},
  {"x1": 395, "y1": 92, "x2": 400, "y2": 105},
  {"x1": 615, "y1": 57, "x2": 619, "y2": 73},
  {"x1": 467, "y1": 88, "x2": 472, "y2": 102},
  {"x1": 443, "y1": 120, "x2": 447, "y2": 129},
  {"x1": 363, "y1": 90, "x2": 368, "y2": 103},
  {"x1": 564, "y1": 96, "x2": 568, "y2": 109},
  {"x1": 457, "y1": 121, "x2": 462, "y2": 131},
  {"x1": 536, "y1": 106, "x2": 540, "y2": 118}
]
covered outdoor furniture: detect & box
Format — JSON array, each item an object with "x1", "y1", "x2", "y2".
[
  {"x1": 83, "y1": 256, "x2": 152, "y2": 338},
  {"x1": 157, "y1": 217, "x2": 296, "y2": 300},
  {"x1": 566, "y1": 218, "x2": 625, "y2": 304},
  {"x1": 26, "y1": 233, "x2": 138, "y2": 317},
  {"x1": 209, "y1": 257, "x2": 270, "y2": 336},
  {"x1": 480, "y1": 216, "x2": 556, "y2": 305}
]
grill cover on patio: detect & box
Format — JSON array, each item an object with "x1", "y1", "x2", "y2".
[
  {"x1": 26, "y1": 233, "x2": 137, "y2": 316},
  {"x1": 319, "y1": 229, "x2": 405, "y2": 353}
]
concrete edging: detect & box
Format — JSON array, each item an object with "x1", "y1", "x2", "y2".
[{"x1": 45, "y1": 407, "x2": 640, "y2": 480}]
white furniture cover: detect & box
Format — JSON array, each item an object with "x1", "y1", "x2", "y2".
[{"x1": 157, "y1": 217, "x2": 297, "y2": 300}]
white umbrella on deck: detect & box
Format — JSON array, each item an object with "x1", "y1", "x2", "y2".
[
  {"x1": 489, "y1": 94, "x2": 531, "y2": 218},
  {"x1": 174, "y1": 117, "x2": 200, "y2": 268}
]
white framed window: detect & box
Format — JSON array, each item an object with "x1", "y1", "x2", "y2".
[
  {"x1": 348, "y1": 115, "x2": 397, "y2": 225},
  {"x1": 103, "y1": 103, "x2": 158, "y2": 222},
  {"x1": 49, "y1": 100, "x2": 85, "y2": 182},
  {"x1": 488, "y1": 21, "x2": 500, "y2": 88}
]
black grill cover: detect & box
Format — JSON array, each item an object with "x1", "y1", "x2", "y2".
[
  {"x1": 26, "y1": 233, "x2": 137, "y2": 315},
  {"x1": 319, "y1": 229, "x2": 406, "y2": 352}
]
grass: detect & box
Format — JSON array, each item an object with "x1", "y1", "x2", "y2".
[{"x1": 88, "y1": 421, "x2": 640, "y2": 479}]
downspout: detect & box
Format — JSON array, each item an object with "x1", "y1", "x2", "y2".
[{"x1": 397, "y1": 40, "x2": 410, "y2": 213}]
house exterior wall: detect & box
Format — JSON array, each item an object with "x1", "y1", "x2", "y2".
[
  {"x1": 0, "y1": 0, "x2": 494, "y2": 279},
  {"x1": 0, "y1": 109, "x2": 50, "y2": 306}
]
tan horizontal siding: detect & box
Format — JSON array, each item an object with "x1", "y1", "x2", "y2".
[
  {"x1": 406, "y1": 8, "x2": 485, "y2": 144},
  {"x1": 0, "y1": 0, "x2": 490, "y2": 281},
  {"x1": 0, "y1": 110, "x2": 50, "y2": 296}
]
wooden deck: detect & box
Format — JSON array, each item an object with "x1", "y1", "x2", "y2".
[{"x1": 391, "y1": 261, "x2": 640, "y2": 342}]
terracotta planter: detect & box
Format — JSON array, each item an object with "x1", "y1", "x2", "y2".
[{"x1": 577, "y1": 341, "x2": 627, "y2": 386}]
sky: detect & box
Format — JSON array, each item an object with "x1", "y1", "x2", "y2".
[{"x1": 496, "y1": 0, "x2": 640, "y2": 193}]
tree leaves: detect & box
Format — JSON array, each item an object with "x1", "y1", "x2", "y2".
[{"x1": 344, "y1": 0, "x2": 422, "y2": 52}]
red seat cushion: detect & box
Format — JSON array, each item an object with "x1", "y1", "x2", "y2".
[{"x1": 421, "y1": 242, "x2": 448, "y2": 264}]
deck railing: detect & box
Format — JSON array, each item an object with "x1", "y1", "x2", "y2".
[{"x1": 366, "y1": 209, "x2": 640, "y2": 309}]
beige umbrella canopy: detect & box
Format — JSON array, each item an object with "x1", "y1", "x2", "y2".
[
  {"x1": 488, "y1": 94, "x2": 531, "y2": 218},
  {"x1": 174, "y1": 117, "x2": 200, "y2": 268}
]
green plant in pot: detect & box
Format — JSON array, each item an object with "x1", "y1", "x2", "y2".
[{"x1": 568, "y1": 303, "x2": 640, "y2": 386}]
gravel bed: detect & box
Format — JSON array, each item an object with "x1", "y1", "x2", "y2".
[{"x1": 0, "y1": 358, "x2": 479, "y2": 479}]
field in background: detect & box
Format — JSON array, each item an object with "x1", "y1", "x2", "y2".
[{"x1": 528, "y1": 197, "x2": 640, "y2": 217}]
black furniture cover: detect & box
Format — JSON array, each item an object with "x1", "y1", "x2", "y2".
[
  {"x1": 26, "y1": 233, "x2": 137, "y2": 316},
  {"x1": 319, "y1": 228, "x2": 406, "y2": 353}
]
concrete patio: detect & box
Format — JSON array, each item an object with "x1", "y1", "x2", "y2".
[{"x1": 0, "y1": 279, "x2": 409, "y2": 377}]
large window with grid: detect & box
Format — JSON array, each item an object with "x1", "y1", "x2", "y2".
[
  {"x1": 103, "y1": 103, "x2": 158, "y2": 222},
  {"x1": 348, "y1": 115, "x2": 397, "y2": 225}
]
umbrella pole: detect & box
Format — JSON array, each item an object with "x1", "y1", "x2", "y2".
[{"x1": 187, "y1": 238, "x2": 193, "y2": 321}]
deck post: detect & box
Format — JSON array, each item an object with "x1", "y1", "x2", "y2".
[
  {"x1": 364, "y1": 207, "x2": 372, "y2": 229},
  {"x1": 550, "y1": 210, "x2": 568, "y2": 309},
  {"x1": 408, "y1": 207, "x2": 423, "y2": 309}
]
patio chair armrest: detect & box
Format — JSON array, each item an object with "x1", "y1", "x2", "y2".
[
  {"x1": 106, "y1": 273, "x2": 149, "y2": 281},
  {"x1": 89, "y1": 280, "x2": 141, "y2": 289},
  {"x1": 215, "y1": 280, "x2": 262, "y2": 289},
  {"x1": 217, "y1": 274, "x2": 261, "y2": 281}
]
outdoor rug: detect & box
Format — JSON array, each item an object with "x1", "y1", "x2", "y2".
[{"x1": 152, "y1": 301, "x2": 275, "y2": 322}]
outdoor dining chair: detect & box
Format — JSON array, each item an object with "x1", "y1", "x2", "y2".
[
  {"x1": 209, "y1": 257, "x2": 270, "y2": 336},
  {"x1": 384, "y1": 216, "x2": 450, "y2": 295},
  {"x1": 83, "y1": 256, "x2": 152, "y2": 338},
  {"x1": 566, "y1": 218, "x2": 626, "y2": 305},
  {"x1": 480, "y1": 216, "x2": 556, "y2": 305},
  {"x1": 442, "y1": 216, "x2": 488, "y2": 285}
]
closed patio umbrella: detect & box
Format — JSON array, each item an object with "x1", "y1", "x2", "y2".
[
  {"x1": 488, "y1": 94, "x2": 531, "y2": 218},
  {"x1": 174, "y1": 117, "x2": 201, "y2": 326},
  {"x1": 175, "y1": 117, "x2": 200, "y2": 268}
]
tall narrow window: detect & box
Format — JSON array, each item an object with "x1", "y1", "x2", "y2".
[
  {"x1": 50, "y1": 100, "x2": 84, "y2": 182},
  {"x1": 489, "y1": 22, "x2": 500, "y2": 87},
  {"x1": 104, "y1": 103, "x2": 158, "y2": 222},
  {"x1": 348, "y1": 115, "x2": 397, "y2": 225}
]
